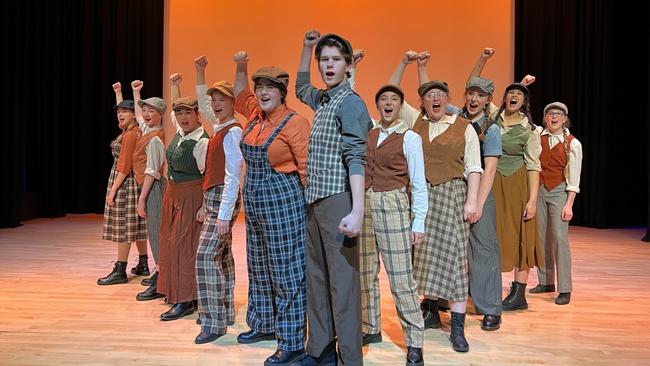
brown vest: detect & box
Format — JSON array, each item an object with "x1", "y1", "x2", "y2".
[
  {"x1": 540, "y1": 133, "x2": 573, "y2": 190},
  {"x1": 365, "y1": 127, "x2": 409, "y2": 192},
  {"x1": 202, "y1": 123, "x2": 242, "y2": 192},
  {"x1": 132, "y1": 128, "x2": 164, "y2": 185},
  {"x1": 412, "y1": 114, "x2": 469, "y2": 186}
]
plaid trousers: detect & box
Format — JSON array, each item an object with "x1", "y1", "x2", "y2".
[
  {"x1": 360, "y1": 187, "x2": 424, "y2": 347},
  {"x1": 196, "y1": 185, "x2": 241, "y2": 333}
]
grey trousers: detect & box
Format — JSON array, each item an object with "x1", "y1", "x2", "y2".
[
  {"x1": 536, "y1": 183, "x2": 573, "y2": 293},
  {"x1": 306, "y1": 192, "x2": 362, "y2": 366},
  {"x1": 468, "y1": 192, "x2": 503, "y2": 315},
  {"x1": 145, "y1": 178, "x2": 165, "y2": 264}
]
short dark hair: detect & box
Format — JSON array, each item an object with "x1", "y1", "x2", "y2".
[{"x1": 315, "y1": 37, "x2": 352, "y2": 64}]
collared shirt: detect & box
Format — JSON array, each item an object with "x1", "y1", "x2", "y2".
[
  {"x1": 540, "y1": 128, "x2": 583, "y2": 193},
  {"x1": 377, "y1": 120, "x2": 428, "y2": 233},
  {"x1": 296, "y1": 71, "x2": 372, "y2": 177},
  {"x1": 170, "y1": 111, "x2": 209, "y2": 173},
  {"x1": 234, "y1": 88, "x2": 309, "y2": 186},
  {"x1": 426, "y1": 114, "x2": 483, "y2": 177}
]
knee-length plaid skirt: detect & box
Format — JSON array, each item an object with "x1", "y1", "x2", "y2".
[
  {"x1": 413, "y1": 178, "x2": 469, "y2": 302},
  {"x1": 102, "y1": 142, "x2": 147, "y2": 243}
]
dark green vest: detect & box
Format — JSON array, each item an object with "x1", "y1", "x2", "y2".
[{"x1": 166, "y1": 130, "x2": 209, "y2": 182}]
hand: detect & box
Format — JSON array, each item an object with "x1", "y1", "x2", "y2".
[
  {"x1": 410, "y1": 231, "x2": 424, "y2": 246},
  {"x1": 471, "y1": 203, "x2": 484, "y2": 224},
  {"x1": 338, "y1": 210, "x2": 363, "y2": 238},
  {"x1": 169, "y1": 73, "x2": 182, "y2": 86},
  {"x1": 233, "y1": 51, "x2": 249, "y2": 64},
  {"x1": 131, "y1": 80, "x2": 143, "y2": 92},
  {"x1": 137, "y1": 199, "x2": 147, "y2": 218},
  {"x1": 352, "y1": 49, "x2": 364, "y2": 65},
  {"x1": 217, "y1": 219, "x2": 231, "y2": 236},
  {"x1": 403, "y1": 50, "x2": 418, "y2": 64},
  {"x1": 304, "y1": 30, "x2": 321, "y2": 47},
  {"x1": 417, "y1": 51, "x2": 430, "y2": 66},
  {"x1": 194, "y1": 55, "x2": 208, "y2": 72},
  {"x1": 106, "y1": 189, "x2": 116, "y2": 207},
  {"x1": 521, "y1": 74, "x2": 536, "y2": 86},
  {"x1": 561, "y1": 204, "x2": 573, "y2": 222},
  {"x1": 112, "y1": 82, "x2": 121, "y2": 92},
  {"x1": 523, "y1": 201, "x2": 537, "y2": 220},
  {"x1": 481, "y1": 48, "x2": 495, "y2": 59},
  {"x1": 195, "y1": 206, "x2": 206, "y2": 223},
  {"x1": 464, "y1": 200, "x2": 477, "y2": 222}
]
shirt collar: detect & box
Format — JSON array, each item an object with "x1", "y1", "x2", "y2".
[
  {"x1": 319, "y1": 81, "x2": 351, "y2": 104},
  {"x1": 428, "y1": 113, "x2": 457, "y2": 125},
  {"x1": 379, "y1": 120, "x2": 408, "y2": 135},
  {"x1": 213, "y1": 117, "x2": 238, "y2": 132},
  {"x1": 541, "y1": 128, "x2": 571, "y2": 141},
  {"x1": 180, "y1": 126, "x2": 205, "y2": 140}
]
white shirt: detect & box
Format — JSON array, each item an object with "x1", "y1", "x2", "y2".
[
  {"x1": 540, "y1": 128, "x2": 583, "y2": 193},
  {"x1": 375, "y1": 121, "x2": 428, "y2": 233},
  {"x1": 213, "y1": 118, "x2": 244, "y2": 221}
]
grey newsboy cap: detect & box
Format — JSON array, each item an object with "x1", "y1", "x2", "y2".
[
  {"x1": 544, "y1": 101, "x2": 568, "y2": 115},
  {"x1": 466, "y1": 76, "x2": 495, "y2": 94},
  {"x1": 138, "y1": 97, "x2": 167, "y2": 113}
]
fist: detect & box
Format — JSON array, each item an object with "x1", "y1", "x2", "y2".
[
  {"x1": 353, "y1": 49, "x2": 364, "y2": 65},
  {"x1": 112, "y1": 82, "x2": 121, "y2": 92},
  {"x1": 131, "y1": 80, "x2": 143, "y2": 91},
  {"x1": 417, "y1": 51, "x2": 430, "y2": 65},
  {"x1": 482, "y1": 48, "x2": 495, "y2": 58},
  {"x1": 404, "y1": 51, "x2": 418, "y2": 64},
  {"x1": 233, "y1": 51, "x2": 249, "y2": 63},
  {"x1": 194, "y1": 55, "x2": 208, "y2": 70},
  {"x1": 169, "y1": 73, "x2": 182, "y2": 85},
  {"x1": 304, "y1": 30, "x2": 321, "y2": 47}
]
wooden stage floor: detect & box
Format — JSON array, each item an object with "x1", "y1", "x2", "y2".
[{"x1": 1, "y1": 214, "x2": 649, "y2": 365}]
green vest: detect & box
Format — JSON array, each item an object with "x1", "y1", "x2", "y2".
[
  {"x1": 496, "y1": 116, "x2": 531, "y2": 177},
  {"x1": 166, "y1": 130, "x2": 209, "y2": 182}
]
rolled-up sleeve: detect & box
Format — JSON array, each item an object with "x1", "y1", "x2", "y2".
[
  {"x1": 196, "y1": 84, "x2": 217, "y2": 124},
  {"x1": 234, "y1": 88, "x2": 260, "y2": 125},
  {"x1": 463, "y1": 124, "x2": 483, "y2": 176},
  {"x1": 525, "y1": 128, "x2": 542, "y2": 172},
  {"x1": 295, "y1": 72, "x2": 321, "y2": 111},
  {"x1": 565, "y1": 138, "x2": 583, "y2": 193},
  {"x1": 338, "y1": 95, "x2": 371, "y2": 176},
  {"x1": 144, "y1": 136, "x2": 165, "y2": 180}
]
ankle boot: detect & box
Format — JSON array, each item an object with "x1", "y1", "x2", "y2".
[
  {"x1": 421, "y1": 299, "x2": 441, "y2": 329},
  {"x1": 131, "y1": 255, "x2": 150, "y2": 276},
  {"x1": 449, "y1": 312, "x2": 469, "y2": 352},
  {"x1": 502, "y1": 281, "x2": 528, "y2": 311},
  {"x1": 97, "y1": 261, "x2": 128, "y2": 285}
]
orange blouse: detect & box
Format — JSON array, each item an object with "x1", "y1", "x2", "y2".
[{"x1": 235, "y1": 88, "x2": 310, "y2": 186}]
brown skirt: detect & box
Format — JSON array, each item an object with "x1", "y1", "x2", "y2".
[
  {"x1": 158, "y1": 179, "x2": 203, "y2": 303},
  {"x1": 493, "y1": 166, "x2": 543, "y2": 272}
]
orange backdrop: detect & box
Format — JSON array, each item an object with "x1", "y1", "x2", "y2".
[{"x1": 163, "y1": 0, "x2": 513, "y2": 138}]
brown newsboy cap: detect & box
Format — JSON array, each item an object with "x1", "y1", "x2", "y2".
[
  {"x1": 172, "y1": 96, "x2": 198, "y2": 111},
  {"x1": 206, "y1": 80, "x2": 234, "y2": 99},
  {"x1": 375, "y1": 84, "x2": 404, "y2": 104},
  {"x1": 251, "y1": 66, "x2": 289, "y2": 88},
  {"x1": 418, "y1": 80, "x2": 449, "y2": 97}
]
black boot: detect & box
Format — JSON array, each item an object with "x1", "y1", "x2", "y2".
[
  {"x1": 449, "y1": 312, "x2": 469, "y2": 352},
  {"x1": 421, "y1": 299, "x2": 441, "y2": 329},
  {"x1": 97, "y1": 261, "x2": 128, "y2": 285},
  {"x1": 131, "y1": 254, "x2": 150, "y2": 276},
  {"x1": 502, "y1": 281, "x2": 528, "y2": 311},
  {"x1": 141, "y1": 270, "x2": 157, "y2": 286},
  {"x1": 136, "y1": 272, "x2": 164, "y2": 301},
  {"x1": 406, "y1": 346, "x2": 424, "y2": 365}
]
